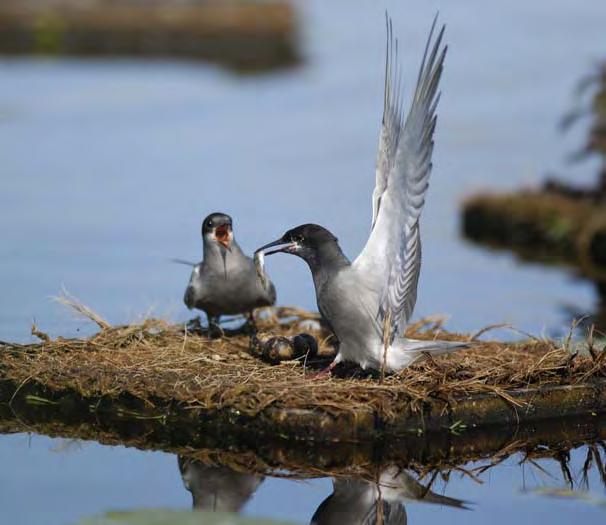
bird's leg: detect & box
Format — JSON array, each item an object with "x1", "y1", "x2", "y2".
[
  {"x1": 207, "y1": 316, "x2": 223, "y2": 339},
  {"x1": 186, "y1": 315, "x2": 203, "y2": 335},
  {"x1": 309, "y1": 357, "x2": 339, "y2": 379},
  {"x1": 244, "y1": 311, "x2": 257, "y2": 335}
]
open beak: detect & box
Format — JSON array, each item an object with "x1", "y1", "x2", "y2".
[
  {"x1": 214, "y1": 224, "x2": 232, "y2": 250},
  {"x1": 255, "y1": 238, "x2": 298, "y2": 256},
  {"x1": 214, "y1": 224, "x2": 232, "y2": 280}
]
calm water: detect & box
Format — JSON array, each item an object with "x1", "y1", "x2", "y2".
[
  {"x1": 1, "y1": 0, "x2": 606, "y2": 523},
  {"x1": 1, "y1": 433, "x2": 606, "y2": 524}
]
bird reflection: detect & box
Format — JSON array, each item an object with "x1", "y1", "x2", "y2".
[
  {"x1": 178, "y1": 456, "x2": 264, "y2": 513},
  {"x1": 311, "y1": 467, "x2": 467, "y2": 525}
]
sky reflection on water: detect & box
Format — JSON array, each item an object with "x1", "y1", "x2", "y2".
[
  {"x1": 2, "y1": 0, "x2": 606, "y2": 524},
  {"x1": 1, "y1": 432, "x2": 605, "y2": 525},
  {"x1": 2, "y1": 0, "x2": 606, "y2": 342}
]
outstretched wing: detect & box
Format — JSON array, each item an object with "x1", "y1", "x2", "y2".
[
  {"x1": 353, "y1": 14, "x2": 446, "y2": 344},
  {"x1": 371, "y1": 15, "x2": 404, "y2": 229}
]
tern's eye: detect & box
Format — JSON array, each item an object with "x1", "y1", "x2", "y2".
[{"x1": 206, "y1": 221, "x2": 213, "y2": 228}]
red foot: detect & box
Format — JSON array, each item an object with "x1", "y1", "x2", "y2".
[{"x1": 309, "y1": 359, "x2": 338, "y2": 380}]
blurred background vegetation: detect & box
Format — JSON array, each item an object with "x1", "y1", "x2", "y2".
[{"x1": 0, "y1": 0, "x2": 299, "y2": 71}]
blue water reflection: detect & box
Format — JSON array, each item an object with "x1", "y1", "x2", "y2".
[
  {"x1": 1, "y1": 433, "x2": 605, "y2": 525},
  {"x1": 2, "y1": 0, "x2": 606, "y2": 524},
  {"x1": 2, "y1": 0, "x2": 605, "y2": 343}
]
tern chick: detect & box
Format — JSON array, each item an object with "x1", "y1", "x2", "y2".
[
  {"x1": 184, "y1": 212, "x2": 276, "y2": 333},
  {"x1": 256, "y1": 16, "x2": 468, "y2": 372}
]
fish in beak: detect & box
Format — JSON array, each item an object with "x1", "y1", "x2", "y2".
[
  {"x1": 254, "y1": 238, "x2": 297, "y2": 288},
  {"x1": 255, "y1": 237, "x2": 298, "y2": 256}
]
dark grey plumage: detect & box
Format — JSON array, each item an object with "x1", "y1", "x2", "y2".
[
  {"x1": 178, "y1": 456, "x2": 264, "y2": 513},
  {"x1": 256, "y1": 16, "x2": 468, "y2": 372},
  {"x1": 311, "y1": 468, "x2": 468, "y2": 525},
  {"x1": 184, "y1": 212, "x2": 276, "y2": 326},
  {"x1": 311, "y1": 478, "x2": 408, "y2": 525}
]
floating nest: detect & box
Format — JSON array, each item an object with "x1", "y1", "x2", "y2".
[{"x1": 1, "y1": 298, "x2": 605, "y2": 443}]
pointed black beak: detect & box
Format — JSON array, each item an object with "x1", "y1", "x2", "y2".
[{"x1": 255, "y1": 238, "x2": 297, "y2": 256}]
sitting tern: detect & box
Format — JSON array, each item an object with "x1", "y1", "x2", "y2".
[
  {"x1": 183, "y1": 212, "x2": 276, "y2": 332},
  {"x1": 256, "y1": 16, "x2": 467, "y2": 372}
]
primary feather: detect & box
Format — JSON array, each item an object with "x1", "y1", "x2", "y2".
[
  {"x1": 355, "y1": 14, "x2": 446, "y2": 346},
  {"x1": 257, "y1": 14, "x2": 466, "y2": 372}
]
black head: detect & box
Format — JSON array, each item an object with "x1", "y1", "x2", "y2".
[
  {"x1": 256, "y1": 224, "x2": 344, "y2": 265},
  {"x1": 201, "y1": 212, "x2": 233, "y2": 249},
  {"x1": 281, "y1": 224, "x2": 338, "y2": 249}
]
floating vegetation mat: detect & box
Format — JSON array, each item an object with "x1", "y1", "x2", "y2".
[
  {"x1": 2, "y1": 398, "x2": 605, "y2": 483},
  {"x1": 0, "y1": 0, "x2": 299, "y2": 71},
  {"x1": 462, "y1": 63, "x2": 606, "y2": 278},
  {"x1": 1, "y1": 301, "x2": 606, "y2": 443},
  {"x1": 462, "y1": 191, "x2": 606, "y2": 278}
]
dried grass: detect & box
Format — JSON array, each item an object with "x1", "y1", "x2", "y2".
[{"x1": 1, "y1": 298, "x2": 605, "y2": 423}]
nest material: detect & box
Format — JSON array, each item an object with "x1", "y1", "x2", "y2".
[
  {"x1": 3, "y1": 414, "x2": 606, "y2": 490},
  {"x1": 1, "y1": 302, "x2": 605, "y2": 428}
]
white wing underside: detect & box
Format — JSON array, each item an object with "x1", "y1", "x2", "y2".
[{"x1": 353, "y1": 14, "x2": 447, "y2": 345}]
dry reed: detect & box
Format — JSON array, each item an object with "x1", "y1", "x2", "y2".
[{"x1": 1, "y1": 298, "x2": 604, "y2": 423}]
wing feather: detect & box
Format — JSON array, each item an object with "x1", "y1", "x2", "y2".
[
  {"x1": 354, "y1": 14, "x2": 446, "y2": 344},
  {"x1": 371, "y1": 14, "x2": 403, "y2": 228}
]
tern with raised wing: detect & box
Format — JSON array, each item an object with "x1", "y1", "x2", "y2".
[{"x1": 256, "y1": 15, "x2": 467, "y2": 372}]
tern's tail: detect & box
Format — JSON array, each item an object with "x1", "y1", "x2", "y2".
[
  {"x1": 386, "y1": 338, "x2": 469, "y2": 371},
  {"x1": 419, "y1": 490, "x2": 470, "y2": 509},
  {"x1": 402, "y1": 338, "x2": 469, "y2": 356},
  {"x1": 379, "y1": 467, "x2": 471, "y2": 509}
]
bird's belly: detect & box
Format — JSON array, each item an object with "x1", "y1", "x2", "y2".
[
  {"x1": 194, "y1": 273, "x2": 272, "y2": 316},
  {"x1": 336, "y1": 326, "x2": 382, "y2": 368},
  {"x1": 321, "y1": 284, "x2": 382, "y2": 368},
  {"x1": 332, "y1": 310, "x2": 421, "y2": 370}
]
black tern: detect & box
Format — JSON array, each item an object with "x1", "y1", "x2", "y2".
[
  {"x1": 256, "y1": 16, "x2": 468, "y2": 372},
  {"x1": 311, "y1": 468, "x2": 467, "y2": 525},
  {"x1": 184, "y1": 212, "x2": 276, "y2": 331},
  {"x1": 178, "y1": 456, "x2": 264, "y2": 512}
]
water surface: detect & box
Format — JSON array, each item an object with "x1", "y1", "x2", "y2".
[
  {"x1": 1, "y1": 432, "x2": 605, "y2": 524},
  {"x1": 1, "y1": 0, "x2": 606, "y2": 523}
]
